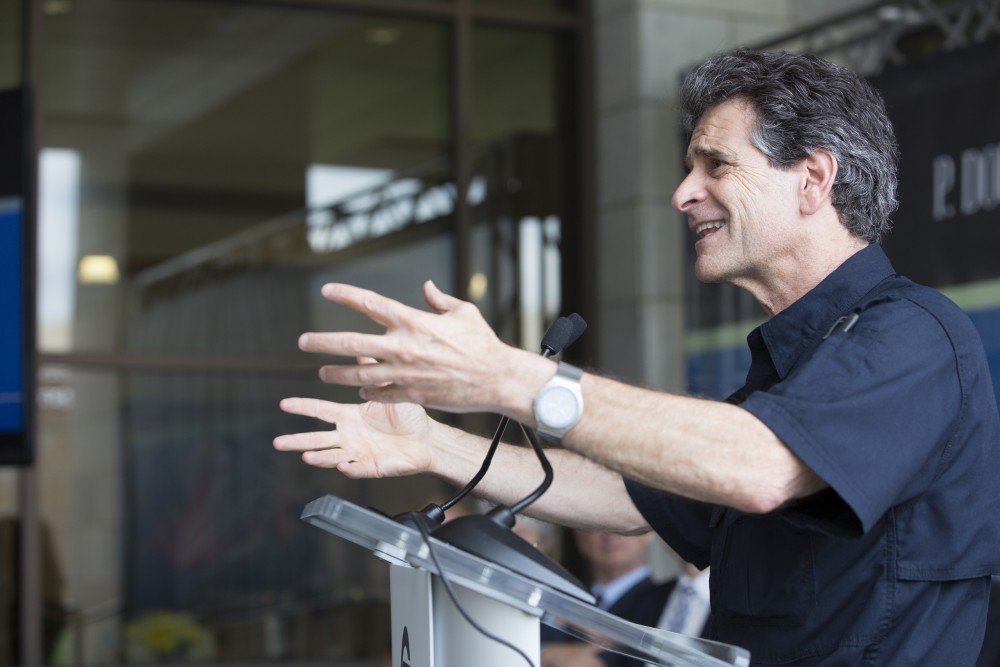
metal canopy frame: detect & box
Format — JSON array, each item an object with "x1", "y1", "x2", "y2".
[{"x1": 752, "y1": 0, "x2": 1000, "y2": 74}]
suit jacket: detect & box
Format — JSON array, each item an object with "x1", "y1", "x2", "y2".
[{"x1": 542, "y1": 576, "x2": 710, "y2": 667}]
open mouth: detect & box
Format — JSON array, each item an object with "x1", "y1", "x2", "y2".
[{"x1": 694, "y1": 221, "x2": 725, "y2": 238}]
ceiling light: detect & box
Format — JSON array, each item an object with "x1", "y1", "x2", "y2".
[
  {"x1": 468, "y1": 272, "x2": 488, "y2": 301},
  {"x1": 78, "y1": 255, "x2": 120, "y2": 284}
]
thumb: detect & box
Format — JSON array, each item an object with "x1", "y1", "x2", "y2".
[{"x1": 423, "y1": 279, "x2": 464, "y2": 314}]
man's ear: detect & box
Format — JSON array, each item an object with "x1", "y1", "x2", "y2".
[{"x1": 799, "y1": 149, "x2": 838, "y2": 216}]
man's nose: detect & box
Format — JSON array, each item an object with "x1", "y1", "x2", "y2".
[{"x1": 672, "y1": 171, "x2": 706, "y2": 212}]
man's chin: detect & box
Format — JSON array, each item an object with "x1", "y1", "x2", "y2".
[{"x1": 693, "y1": 264, "x2": 726, "y2": 284}]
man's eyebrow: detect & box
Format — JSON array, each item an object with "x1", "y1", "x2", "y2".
[{"x1": 685, "y1": 145, "x2": 736, "y2": 168}]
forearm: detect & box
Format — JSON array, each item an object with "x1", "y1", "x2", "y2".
[
  {"x1": 427, "y1": 420, "x2": 649, "y2": 533},
  {"x1": 560, "y1": 373, "x2": 826, "y2": 513},
  {"x1": 430, "y1": 353, "x2": 823, "y2": 513}
]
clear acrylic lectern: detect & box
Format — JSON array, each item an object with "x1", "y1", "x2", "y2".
[{"x1": 302, "y1": 494, "x2": 750, "y2": 667}]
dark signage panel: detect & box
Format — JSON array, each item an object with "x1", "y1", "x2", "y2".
[
  {"x1": 873, "y1": 38, "x2": 1000, "y2": 288},
  {"x1": 0, "y1": 88, "x2": 34, "y2": 465}
]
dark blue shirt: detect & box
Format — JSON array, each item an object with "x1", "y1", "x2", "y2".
[{"x1": 627, "y1": 245, "x2": 1000, "y2": 666}]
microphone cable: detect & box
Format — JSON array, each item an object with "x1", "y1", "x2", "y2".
[
  {"x1": 417, "y1": 313, "x2": 586, "y2": 520},
  {"x1": 497, "y1": 313, "x2": 587, "y2": 519},
  {"x1": 396, "y1": 313, "x2": 589, "y2": 666},
  {"x1": 399, "y1": 314, "x2": 588, "y2": 666}
]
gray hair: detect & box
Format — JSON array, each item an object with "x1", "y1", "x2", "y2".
[{"x1": 680, "y1": 48, "x2": 899, "y2": 243}]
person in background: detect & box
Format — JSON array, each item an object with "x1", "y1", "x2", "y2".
[
  {"x1": 652, "y1": 561, "x2": 710, "y2": 640},
  {"x1": 541, "y1": 531, "x2": 710, "y2": 667},
  {"x1": 541, "y1": 531, "x2": 670, "y2": 667}
]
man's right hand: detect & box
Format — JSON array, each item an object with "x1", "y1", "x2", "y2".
[{"x1": 273, "y1": 397, "x2": 435, "y2": 479}]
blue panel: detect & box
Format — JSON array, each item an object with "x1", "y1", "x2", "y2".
[
  {"x1": 686, "y1": 344, "x2": 750, "y2": 401},
  {"x1": 0, "y1": 203, "x2": 24, "y2": 433}
]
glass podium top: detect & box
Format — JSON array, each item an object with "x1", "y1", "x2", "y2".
[{"x1": 302, "y1": 494, "x2": 750, "y2": 667}]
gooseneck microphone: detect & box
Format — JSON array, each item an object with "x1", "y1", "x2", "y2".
[
  {"x1": 427, "y1": 315, "x2": 591, "y2": 600},
  {"x1": 394, "y1": 314, "x2": 585, "y2": 527}
]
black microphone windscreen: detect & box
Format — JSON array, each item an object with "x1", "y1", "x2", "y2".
[{"x1": 540, "y1": 317, "x2": 575, "y2": 355}]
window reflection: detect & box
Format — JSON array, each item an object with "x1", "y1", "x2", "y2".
[
  {"x1": 470, "y1": 27, "x2": 575, "y2": 351},
  {"x1": 26, "y1": 0, "x2": 581, "y2": 664}
]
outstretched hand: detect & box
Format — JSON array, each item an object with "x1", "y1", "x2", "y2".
[
  {"x1": 296, "y1": 280, "x2": 546, "y2": 418},
  {"x1": 273, "y1": 396, "x2": 435, "y2": 478}
]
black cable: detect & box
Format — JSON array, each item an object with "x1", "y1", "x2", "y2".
[
  {"x1": 509, "y1": 424, "x2": 553, "y2": 516},
  {"x1": 440, "y1": 416, "x2": 509, "y2": 512},
  {"x1": 413, "y1": 514, "x2": 537, "y2": 667},
  {"x1": 437, "y1": 313, "x2": 583, "y2": 514}
]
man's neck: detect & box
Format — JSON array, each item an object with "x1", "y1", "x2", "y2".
[{"x1": 742, "y1": 236, "x2": 869, "y2": 317}]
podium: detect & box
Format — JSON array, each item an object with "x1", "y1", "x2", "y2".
[{"x1": 302, "y1": 494, "x2": 750, "y2": 667}]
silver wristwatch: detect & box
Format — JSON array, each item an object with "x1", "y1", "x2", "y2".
[{"x1": 534, "y1": 362, "x2": 584, "y2": 441}]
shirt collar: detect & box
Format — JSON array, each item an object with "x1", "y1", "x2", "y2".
[
  {"x1": 757, "y1": 244, "x2": 896, "y2": 379},
  {"x1": 591, "y1": 566, "x2": 651, "y2": 610}
]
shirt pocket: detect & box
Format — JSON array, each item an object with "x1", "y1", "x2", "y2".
[{"x1": 711, "y1": 511, "x2": 817, "y2": 627}]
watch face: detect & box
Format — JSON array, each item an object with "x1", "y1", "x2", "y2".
[{"x1": 538, "y1": 386, "x2": 580, "y2": 430}]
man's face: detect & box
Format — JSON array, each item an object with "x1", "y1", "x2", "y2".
[{"x1": 672, "y1": 99, "x2": 805, "y2": 288}]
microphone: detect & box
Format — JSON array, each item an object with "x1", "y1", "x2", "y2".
[
  {"x1": 540, "y1": 315, "x2": 576, "y2": 357},
  {"x1": 428, "y1": 315, "x2": 592, "y2": 600},
  {"x1": 394, "y1": 314, "x2": 584, "y2": 527}
]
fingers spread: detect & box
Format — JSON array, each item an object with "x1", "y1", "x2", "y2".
[
  {"x1": 273, "y1": 431, "x2": 339, "y2": 452},
  {"x1": 279, "y1": 397, "x2": 345, "y2": 423},
  {"x1": 320, "y1": 283, "x2": 417, "y2": 329},
  {"x1": 301, "y1": 448, "x2": 352, "y2": 469},
  {"x1": 423, "y1": 279, "x2": 463, "y2": 314},
  {"x1": 298, "y1": 331, "x2": 392, "y2": 360},
  {"x1": 319, "y1": 362, "x2": 401, "y2": 388}
]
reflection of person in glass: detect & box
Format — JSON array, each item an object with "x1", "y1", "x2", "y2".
[{"x1": 274, "y1": 49, "x2": 1000, "y2": 666}]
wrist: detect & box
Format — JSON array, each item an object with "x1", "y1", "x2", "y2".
[
  {"x1": 498, "y1": 349, "x2": 559, "y2": 424},
  {"x1": 425, "y1": 417, "x2": 497, "y2": 484}
]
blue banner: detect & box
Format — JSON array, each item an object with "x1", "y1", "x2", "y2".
[{"x1": 0, "y1": 198, "x2": 24, "y2": 433}]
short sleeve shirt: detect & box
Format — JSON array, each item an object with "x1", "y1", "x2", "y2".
[{"x1": 626, "y1": 245, "x2": 1000, "y2": 666}]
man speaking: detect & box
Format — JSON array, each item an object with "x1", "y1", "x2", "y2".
[{"x1": 274, "y1": 49, "x2": 1000, "y2": 666}]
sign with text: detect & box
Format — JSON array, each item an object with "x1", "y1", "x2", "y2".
[{"x1": 873, "y1": 38, "x2": 1000, "y2": 288}]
